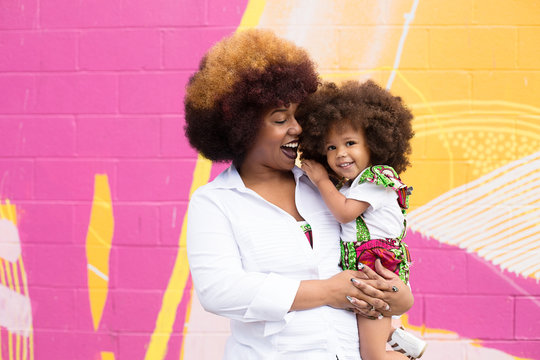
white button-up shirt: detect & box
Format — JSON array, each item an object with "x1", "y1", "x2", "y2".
[{"x1": 187, "y1": 165, "x2": 360, "y2": 360}]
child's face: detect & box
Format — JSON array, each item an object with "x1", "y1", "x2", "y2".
[{"x1": 325, "y1": 122, "x2": 370, "y2": 180}]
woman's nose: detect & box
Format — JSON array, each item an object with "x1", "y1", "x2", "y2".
[{"x1": 289, "y1": 117, "x2": 302, "y2": 135}]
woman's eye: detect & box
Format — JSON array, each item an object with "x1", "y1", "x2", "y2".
[{"x1": 274, "y1": 118, "x2": 287, "y2": 124}]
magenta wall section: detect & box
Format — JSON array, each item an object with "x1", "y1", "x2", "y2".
[{"x1": 0, "y1": 0, "x2": 247, "y2": 359}]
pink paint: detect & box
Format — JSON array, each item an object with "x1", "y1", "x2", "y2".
[
  {"x1": 80, "y1": 30, "x2": 162, "y2": 70},
  {"x1": 34, "y1": 74, "x2": 118, "y2": 114},
  {"x1": 515, "y1": 297, "x2": 540, "y2": 339},
  {"x1": 77, "y1": 117, "x2": 160, "y2": 157},
  {"x1": 0, "y1": 0, "x2": 38, "y2": 29},
  {"x1": 116, "y1": 160, "x2": 194, "y2": 201},
  {"x1": 0, "y1": 31, "x2": 77, "y2": 71},
  {"x1": 114, "y1": 205, "x2": 160, "y2": 246},
  {"x1": 407, "y1": 230, "x2": 540, "y2": 359},
  {"x1": 119, "y1": 72, "x2": 191, "y2": 114},
  {"x1": 160, "y1": 115, "x2": 198, "y2": 158},
  {"x1": 0, "y1": 160, "x2": 34, "y2": 200},
  {"x1": 34, "y1": 160, "x2": 117, "y2": 200},
  {"x1": 1, "y1": 0, "x2": 245, "y2": 357},
  {"x1": 163, "y1": 28, "x2": 238, "y2": 69},
  {"x1": 159, "y1": 203, "x2": 188, "y2": 246},
  {"x1": 0, "y1": 75, "x2": 36, "y2": 113},
  {"x1": 0, "y1": 117, "x2": 76, "y2": 157}
]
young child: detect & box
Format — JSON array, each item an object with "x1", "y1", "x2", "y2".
[{"x1": 297, "y1": 80, "x2": 426, "y2": 360}]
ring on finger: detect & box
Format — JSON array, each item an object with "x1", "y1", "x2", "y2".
[{"x1": 370, "y1": 305, "x2": 376, "y2": 311}]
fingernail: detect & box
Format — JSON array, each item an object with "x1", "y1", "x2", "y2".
[
  {"x1": 378, "y1": 314, "x2": 384, "y2": 320},
  {"x1": 385, "y1": 305, "x2": 390, "y2": 311},
  {"x1": 350, "y1": 278, "x2": 360, "y2": 284},
  {"x1": 357, "y1": 263, "x2": 365, "y2": 270},
  {"x1": 346, "y1": 296, "x2": 354, "y2": 303}
]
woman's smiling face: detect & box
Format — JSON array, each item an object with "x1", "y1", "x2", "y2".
[{"x1": 244, "y1": 103, "x2": 301, "y2": 172}]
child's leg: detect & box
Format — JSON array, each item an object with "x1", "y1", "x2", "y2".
[{"x1": 357, "y1": 315, "x2": 408, "y2": 360}]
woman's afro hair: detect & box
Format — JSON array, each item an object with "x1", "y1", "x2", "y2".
[
  {"x1": 184, "y1": 29, "x2": 319, "y2": 164},
  {"x1": 296, "y1": 80, "x2": 414, "y2": 175}
]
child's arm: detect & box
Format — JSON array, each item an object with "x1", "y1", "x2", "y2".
[{"x1": 301, "y1": 160, "x2": 369, "y2": 224}]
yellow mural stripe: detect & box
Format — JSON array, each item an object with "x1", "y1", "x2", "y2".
[
  {"x1": 145, "y1": 2, "x2": 266, "y2": 358},
  {"x1": 85, "y1": 175, "x2": 114, "y2": 331},
  {"x1": 10, "y1": 262, "x2": 21, "y2": 295},
  {"x1": 8, "y1": 333, "x2": 13, "y2": 360},
  {"x1": 15, "y1": 335, "x2": 20, "y2": 360},
  {"x1": 3, "y1": 259, "x2": 14, "y2": 291},
  {"x1": 237, "y1": 0, "x2": 266, "y2": 31},
  {"x1": 178, "y1": 292, "x2": 194, "y2": 360},
  {"x1": 0, "y1": 260, "x2": 7, "y2": 288},
  {"x1": 101, "y1": 351, "x2": 115, "y2": 360},
  {"x1": 144, "y1": 154, "x2": 212, "y2": 360},
  {"x1": 17, "y1": 256, "x2": 32, "y2": 360}
]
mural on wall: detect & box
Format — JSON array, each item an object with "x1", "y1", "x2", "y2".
[
  {"x1": 0, "y1": 200, "x2": 34, "y2": 360},
  {"x1": 0, "y1": 0, "x2": 538, "y2": 359}
]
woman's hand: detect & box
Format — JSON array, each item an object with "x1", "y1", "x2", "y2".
[
  {"x1": 321, "y1": 268, "x2": 391, "y2": 319},
  {"x1": 347, "y1": 259, "x2": 413, "y2": 318}
]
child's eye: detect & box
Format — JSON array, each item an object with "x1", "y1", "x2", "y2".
[
  {"x1": 327, "y1": 145, "x2": 336, "y2": 151},
  {"x1": 346, "y1": 141, "x2": 356, "y2": 146}
]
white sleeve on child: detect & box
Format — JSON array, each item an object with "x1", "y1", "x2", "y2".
[{"x1": 346, "y1": 180, "x2": 389, "y2": 210}]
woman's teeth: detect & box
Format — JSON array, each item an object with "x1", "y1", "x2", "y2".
[{"x1": 282, "y1": 142, "x2": 298, "y2": 148}]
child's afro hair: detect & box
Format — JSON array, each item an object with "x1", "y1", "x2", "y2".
[
  {"x1": 297, "y1": 80, "x2": 414, "y2": 174},
  {"x1": 184, "y1": 29, "x2": 319, "y2": 165}
]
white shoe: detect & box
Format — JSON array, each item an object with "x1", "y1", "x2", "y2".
[{"x1": 388, "y1": 327, "x2": 427, "y2": 359}]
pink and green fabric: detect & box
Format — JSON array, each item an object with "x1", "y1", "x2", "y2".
[{"x1": 340, "y1": 165, "x2": 411, "y2": 284}]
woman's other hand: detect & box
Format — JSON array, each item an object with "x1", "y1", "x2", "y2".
[{"x1": 348, "y1": 259, "x2": 413, "y2": 318}]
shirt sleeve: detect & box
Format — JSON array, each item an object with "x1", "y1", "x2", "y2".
[
  {"x1": 186, "y1": 189, "x2": 301, "y2": 323},
  {"x1": 345, "y1": 181, "x2": 390, "y2": 211}
]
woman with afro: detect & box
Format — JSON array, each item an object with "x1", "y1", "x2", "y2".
[
  {"x1": 185, "y1": 29, "x2": 414, "y2": 359},
  {"x1": 298, "y1": 80, "x2": 426, "y2": 359}
]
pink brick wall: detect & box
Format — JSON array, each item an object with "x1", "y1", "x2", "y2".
[{"x1": 0, "y1": 0, "x2": 246, "y2": 358}]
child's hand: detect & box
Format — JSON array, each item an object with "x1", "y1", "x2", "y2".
[{"x1": 301, "y1": 160, "x2": 329, "y2": 185}]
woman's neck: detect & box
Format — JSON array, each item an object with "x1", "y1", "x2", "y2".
[{"x1": 238, "y1": 163, "x2": 294, "y2": 189}]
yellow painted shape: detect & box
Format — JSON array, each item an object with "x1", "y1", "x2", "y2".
[
  {"x1": 85, "y1": 175, "x2": 114, "y2": 331},
  {"x1": 430, "y1": 28, "x2": 515, "y2": 70},
  {"x1": 237, "y1": 0, "x2": 266, "y2": 31},
  {"x1": 101, "y1": 352, "x2": 116, "y2": 360},
  {"x1": 144, "y1": 154, "x2": 212, "y2": 360},
  {"x1": 518, "y1": 28, "x2": 540, "y2": 69},
  {"x1": 473, "y1": 0, "x2": 539, "y2": 25}
]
